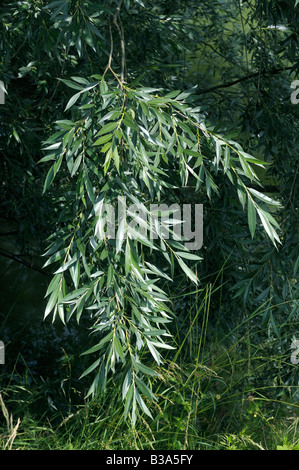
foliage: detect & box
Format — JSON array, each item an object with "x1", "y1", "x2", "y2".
[
  {"x1": 1, "y1": 296, "x2": 299, "y2": 450},
  {"x1": 39, "y1": 59, "x2": 281, "y2": 422},
  {"x1": 0, "y1": 0, "x2": 298, "y2": 429}
]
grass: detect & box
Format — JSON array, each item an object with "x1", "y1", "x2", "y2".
[
  {"x1": 0, "y1": 358, "x2": 298, "y2": 450},
  {"x1": 0, "y1": 280, "x2": 298, "y2": 450}
]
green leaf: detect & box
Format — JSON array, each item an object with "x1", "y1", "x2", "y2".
[
  {"x1": 93, "y1": 133, "x2": 113, "y2": 146},
  {"x1": 146, "y1": 340, "x2": 161, "y2": 364},
  {"x1": 127, "y1": 226, "x2": 157, "y2": 251},
  {"x1": 239, "y1": 153, "x2": 257, "y2": 181},
  {"x1": 45, "y1": 273, "x2": 62, "y2": 297},
  {"x1": 239, "y1": 151, "x2": 266, "y2": 167},
  {"x1": 247, "y1": 196, "x2": 256, "y2": 238},
  {"x1": 71, "y1": 76, "x2": 90, "y2": 85},
  {"x1": 84, "y1": 171, "x2": 95, "y2": 204},
  {"x1": 270, "y1": 313, "x2": 281, "y2": 339},
  {"x1": 44, "y1": 287, "x2": 59, "y2": 319},
  {"x1": 97, "y1": 121, "x2": 119, "y2": 136},
  {"x1": 145, "y1": 262, "x2": 172, "y2": 281},
  {"x1": 149, "y1": 340, "x2": 175, "y2": 350},
  {"x1": 61, "y1": 287, "x2": 88, "y2": 303},
  {"x1": 124, "y1": 384, "x2": 133, "y2": 418},
  {"x1": 99, "y1": 109, "x2": 122, "y2": 123},
  {"x1": 122, "y1": 369, "x2": 132, "y2": 400},
  {"x1": 71, "y1": 154, "x2": 83, "y2": 176},
  {"x1": 237, "y1": 183, "x2": 246, "y2": 209},
  {"x1": 42, "y1": 155, "x2": 63, "y2": 193},
  {"x1": 100, "y1": 141, "x2": 112, "y2": 153},
  {"x1": 43, "y1": 248, "x2": 67, "y2": 268},
  {"x1": 175, "y1": 251, "x2": 202, "y2": 261},
  {"x1": 114, "y1": 335, "x2": 125, "y2": 360},
  {"x1": 135, "y1": 376, "x2": 156, "y2": 401},
  {"x1": 42, "y1": 142, "x2": 62, "y2": 151},
  {"x1": 54, "y1": 255, "x2": 77, "y2": 274},
  {"x1": 70, "y1": 260, "x2": 80, "y2": 289},
  {"x1": 215, "y1": 138, "x2": 221, "y2": 167},
  {"x1": 85, "y1": 371, "x2": 101, "y2": 398},
  {"x1": 38, "y1": 154, "x2": 57, "y2": 163},
  {"x1": 104, "y1": 148, "x2": 113, "y2": 174},
  {"x1": 128, "y1": 239, "x2": 142, "y2": 276},
  {"x1": 55, "y1": 120, "x2": 75, "y2": 129},
  {"x1": 107, "y1": 264, "x2": 114, "y2": 287},
  {"x1": 294, "y1": 255, "x2": 299, "y2": 276},
  {"x1": 113, "y1": 147, "x2": 120, "y2": 172},
  {"x1": 136, "y1": 362, "x2": 160, "y2": 377},
  {"x1": 135, "y1": 389, "x2": 153, "y2": 419},
  {"x1": 223, "y1": 146, "x2": 230, "y2": 173},
  {"x1": 79, "y1": 357, "x2": 102, "y2": 379},
  {"x1": 42, "y1": 165, "x2": 55, "y2": 194},
  {"x1": 59, "y1": 79, "x2": 84, "y2": 91},
  {"x1": 248, "y1": 188, "x2": 281, "y2": 206},
  {"x1": 65, "y1": 91, "x2": 82, "y2": 111},
  {"x1": 177, "y1": 257, "x2": 198, "y2": 284},
  {"x1": 257, "y1": 209, "x2": 280, "y2": 245},
  {"x1": 81, "y1": 331, "x2": 114, "y2": 356}
]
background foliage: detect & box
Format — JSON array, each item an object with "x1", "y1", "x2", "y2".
[{"x1": 0, "y1": 0, "x2": 298, "y2": 447}]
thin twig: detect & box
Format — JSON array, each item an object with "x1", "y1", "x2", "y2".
[
  {"x1": 103, "y1": 18, "x2": 114, "y2": 78},
  {"x1": 113, "y1": 0, "x2": 126, "y2": 83},
  {"x1": 103, "y1": 0, "x2": 126, "y2": 85}
]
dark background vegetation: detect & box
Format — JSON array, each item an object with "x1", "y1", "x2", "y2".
[{"x1": 0, "y1": 0, "x2": 298, "y2": 450}]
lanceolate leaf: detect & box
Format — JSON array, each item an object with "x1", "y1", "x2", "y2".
[
  {"x1": 81, "y1": 331, "x2": 114, "y2": 356},
  {"x1": 177, "y1": 257, "x2": 198, "y2": 285},
  {"x1": 248, "y1": 188, "x2": 281, "y2": 206},
  {"x1": 64, "y1": 91, "x2": 82, "y2": 111},
  {"x1": 247, "y1": 196, "x2": 256, "y2": 239},
  {"x1": 257, "y1": 208, "x2": 281, "y2": 245}
]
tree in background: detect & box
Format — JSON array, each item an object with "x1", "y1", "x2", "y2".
[{"x1": 0, "y1": 0, "x2": 298, "y2": 423}]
